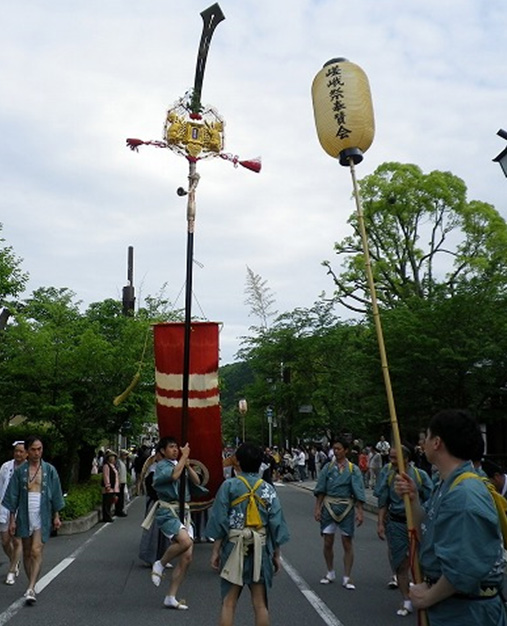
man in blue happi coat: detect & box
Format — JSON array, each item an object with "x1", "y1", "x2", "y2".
[
  {"x1": 376, "y1": 444, "x2": 432, "y2": 617},
  {"x1": 2, "y1": 435, "x2": 64, "y2": 605},
  {"x1": 206, "y1": 442, "x2": 290, "y2": 626},
  {"x1": 314, "y1": 437, "x2": 365, "y2": 589},
  {"x1": 144, "y1": 436, "x2": 207, "y2": 611},
  {"x1": 397, "y1": 409, "x2": 507, "y2": 625}
]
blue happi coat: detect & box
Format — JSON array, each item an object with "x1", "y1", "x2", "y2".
[
  {"x1": 152, "y1": 458, "x2": 207, "y2": 537},
  {"x1": 2, "y1": 460, "x2": 64, "y2": 543},
  {"x1": 375, "y1": 463, "x2": 433, "y2": 569},
  {"x1": 314, "y1": 460, "x2": 365, "y2": 536},
  {"x1": 420, "y1": 461, "x2": 506, "y2": 625},
  {"x1": 206, "y1": 472, "x2": 289, "y2": 596}
]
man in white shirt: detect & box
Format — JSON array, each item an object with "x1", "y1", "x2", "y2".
[
  {"x1": 376, "y1": 436, "x2": 391, "y2": 466},
  {"x1": 0, "y1": 441, "x2": 27, "y2": 585}
]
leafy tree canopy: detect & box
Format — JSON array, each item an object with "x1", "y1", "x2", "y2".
[{"x1": 323, "y1": 162, "x2": 507, "y2": 312}]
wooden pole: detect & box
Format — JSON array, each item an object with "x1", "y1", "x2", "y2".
[{"x1": 348, "y1": 157, "x2": 427, "y2": 626}]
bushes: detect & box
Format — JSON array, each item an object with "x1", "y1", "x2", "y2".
[{"x1": 60, "y1": 475, "x2": 102, "y2": 521}]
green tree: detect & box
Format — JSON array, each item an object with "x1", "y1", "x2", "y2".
[
  {"x1": 0, "y1": 223, "x2": 28, "y2": 329},
  {"x1": 324, "y1": 162, "x2": 507, "y2": 312},
  {"x1": 0, "y1": 288, "x2": 157, "y2": 486}
]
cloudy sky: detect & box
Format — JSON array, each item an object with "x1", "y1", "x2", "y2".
[{"x1": 2, "y1": 0, "x2": 506, "y2": 364}]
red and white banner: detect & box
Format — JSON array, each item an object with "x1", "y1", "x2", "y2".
[{"x1": 153, "y1": 322, "x2": 222, "y2": 503}]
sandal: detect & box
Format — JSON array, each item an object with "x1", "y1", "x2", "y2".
[
  {"x1": 165, "y1": 599, "x2": 188, "y2": 610},
  {"x1": 397, "y1": 603, "x2": 413, "y2": 617},
  {"x1": 320, "y1": 574, "x2": 335, "y2": 584},
  {"x1": 151, "y1": 561, "x2": 164, "y2": 587}
]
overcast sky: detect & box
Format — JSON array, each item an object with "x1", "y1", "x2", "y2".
[{"x1": 2, "y1": 0, "x2": 506, "y2": 364}]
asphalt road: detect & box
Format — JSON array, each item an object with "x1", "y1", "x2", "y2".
[{"x1": 0, "y1": 484, "x2": 419, "y2": 626}]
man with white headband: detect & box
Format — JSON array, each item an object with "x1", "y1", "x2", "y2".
[{"x1": 0, "y1": 441, "x2": 27, "y2": 585}]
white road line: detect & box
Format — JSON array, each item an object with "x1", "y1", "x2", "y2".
[
  {"x1": 282, "y1": 556, "x2": 345, "y2": 626},
  {"x1": 0, "y1": 521, "x2": 109, "y2": 625}
]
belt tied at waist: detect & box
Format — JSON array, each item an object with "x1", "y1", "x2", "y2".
[
  {"x1": 424, "y1": 577, "x2": 500, "y2": 600},
  {"x1": 323, "y1": 496, "x2": 354, "y2": 524},
  {"x1": 141, "y1": 500, "x2": 190, "y2": 530},
  {"x1": 387, "y1": 511, "x2": 407, "y2": 523},
  {"x1": 220, "y1": 527, "x2": 267, "y2": 587}
]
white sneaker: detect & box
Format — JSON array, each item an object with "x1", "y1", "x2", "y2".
[{"x1": 5, "y1": 573, "x2": 15, "y2": 585}]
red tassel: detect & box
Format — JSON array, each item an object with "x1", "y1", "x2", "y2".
[
  {"x1": 239, "y1": 158, "x2": 262, "y2": 173},
  {"x1": 126, "y1": 138, "x2": 145, "y2": 151}
]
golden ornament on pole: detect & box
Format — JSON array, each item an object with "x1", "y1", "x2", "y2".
[{"x1": 312, "y1": 58, "x2": 427, "y2": 626}]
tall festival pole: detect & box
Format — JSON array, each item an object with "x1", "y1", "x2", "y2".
[
  {"x1": 178, "y1": 3, "x2": 225, "y2": 521},
  {"x1": 312, "y1": 58, "x2": 427, "y2": 626},
  {"x1": 126, "y1": 4, "x2": 260, "y2": 520}
]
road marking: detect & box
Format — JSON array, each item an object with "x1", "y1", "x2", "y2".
[
  {"x1": 0, "y1": 521, "x2": 109, "y2": 625},
  {"x1": 282, "y1": 556, "x2": 345, "y2": 626}
]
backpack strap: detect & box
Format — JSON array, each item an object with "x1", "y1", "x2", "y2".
[
  {"x1": 450, "y1": 472, "x2": 507, "y2": 548},
  {"x1": 231, "y1": 475, "x2": 266, "y2": 528}
]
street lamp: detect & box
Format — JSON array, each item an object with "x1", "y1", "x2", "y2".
[
  {"x1": 238, "y1": 398, "x2": 248, "y2": 442},
  {"x1": 493, "y1": 129, "x2": 507, "y2": 178}
]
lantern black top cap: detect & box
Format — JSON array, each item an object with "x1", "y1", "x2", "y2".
[{"x1": 323, "y1": 57, "x2": 348, "y2": 68}]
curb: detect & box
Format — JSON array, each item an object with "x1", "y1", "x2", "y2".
[{"x1": 59, "y1": 509, "x2": 101, "y2": 535}]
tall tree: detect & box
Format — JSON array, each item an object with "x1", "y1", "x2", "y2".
[
  {"x1": 323, "y1": 162, "x2": 507, "y2": 312},
  {"x1": 0, "y1": 223, "x2": 28, "y2": 329}
]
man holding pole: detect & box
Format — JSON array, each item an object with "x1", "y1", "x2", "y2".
[
  {"x1": 396, "y1": 409, "x2": 507, "y2": 625},
  {"x1": 143, "y1": 436, "x2": 206, "y2": 610},
  {"x1": 376, "y1": 445, "x2": 432, "y2": 617}
]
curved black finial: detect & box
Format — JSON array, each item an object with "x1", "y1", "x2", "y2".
[{"x1": 191, "y1": 4, "x2": 226, "y2": 113}]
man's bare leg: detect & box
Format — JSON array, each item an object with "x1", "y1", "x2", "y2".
[
  {"x1": 251, "y1": 583, "x2": 269, "y2": 626},
  {"x1": 220, "y1": 585, "x2": 241, "y2": 626},
  {"x1": 167, "y1": 541, "x2": 193, "y2": 599},
  {"x1": 23, "y1": 530, "x2": 44, "y2": 591}
]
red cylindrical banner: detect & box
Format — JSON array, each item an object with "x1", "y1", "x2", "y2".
[{"x1": 153, "y1": 322, "x2": 222, "y2": 505}]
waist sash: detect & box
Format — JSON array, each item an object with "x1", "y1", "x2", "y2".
[
  {"x1": 323, "y1": 496, "x2": 354, "y2": 524},
  {"x1": 220, "y1": 527, "x2": 267, "y2": 587},
  {"x1": 141, "y1": 500, "x2": 190, "y2": 530}
]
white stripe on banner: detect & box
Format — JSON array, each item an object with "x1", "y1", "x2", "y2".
[
  {"x1": 156, "y1": 393, "x2": 220, "y2": 409},
  {"x1": 156, "y1": 371, "x2": 218, "y2": 393}
]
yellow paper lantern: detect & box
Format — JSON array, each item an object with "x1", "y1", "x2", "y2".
[{"x1": 312, "y1": 57, "x2": 375, "y2": 165}]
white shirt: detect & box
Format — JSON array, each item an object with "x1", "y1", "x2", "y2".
[{"x1": 0, "y1": 459, "x2": 16, "y2": 523}]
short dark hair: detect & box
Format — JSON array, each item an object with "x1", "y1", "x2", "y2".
[
  {"x1": 331, "y1": 437, "x2": 349, "y2": 451},
  {"x1": 428, "y1": 409, "x2": 481, "y2": 461},
  {"x1": 25, "y1": 435, "x2": 42, "y2": 450},
  {"x1": 158, "y1": 436, "x2": 178, "y2": 452},
  {"x1": 235, "y1": 442, "x2": 263, "y2": 473}
]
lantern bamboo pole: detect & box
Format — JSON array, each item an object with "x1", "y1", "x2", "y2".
[{"x1": 348, "y1": 157, "x2": 427, "y2": 626}]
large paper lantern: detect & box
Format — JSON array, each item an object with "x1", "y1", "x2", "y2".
[{"x1": 312, "y1": 57, "x2": 375, "y2": 165}]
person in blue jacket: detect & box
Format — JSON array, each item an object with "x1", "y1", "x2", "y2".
[
  {"x1": 397, "y1": 409, "x2": 507, "y2": 625},
  {"x1": 144, "y1": 436, "x2": 207, "y2": 611},
  {"x1": 314, "y1": 437, "x2": 365, "y2": 589},
  {"x1": 375, "y1": 444, "x2": 432, "y2": 617},
  {"x1": 206, "y1": 442, "x2": 289, "y2": 626},
  {"x1": 2, "y1": 435, "x2": 64, "y2": 605}
]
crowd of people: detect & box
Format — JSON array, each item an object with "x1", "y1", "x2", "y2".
[{"x1": 1, "y1": 410, "x2": 507, "y2": 625}]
